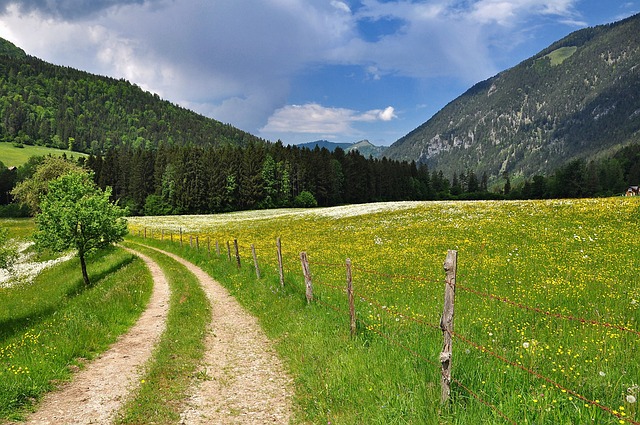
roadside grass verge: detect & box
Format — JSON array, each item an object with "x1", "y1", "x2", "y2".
[
  {"x1": 125, "y1": 234, "x2": 445, "y2": 424},
  {"x1": 0, "y1": 247, "x2": 152, "y2": 421},
  {"x1": 115, "y1": 242, "x2": 210, "y2": 425}
]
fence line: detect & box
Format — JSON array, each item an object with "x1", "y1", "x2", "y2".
[{"x1": 133, "y1": 226, "x2": 639, "y2": 424}]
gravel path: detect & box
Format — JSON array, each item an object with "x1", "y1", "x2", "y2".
[
  {"x1": 142, "y1": 246, "x2": 294, "y2": 425},
  {"x1": 13, "y1": 249, "x2": 170, "y2": 425},
  {"x1": 9, "y1": 245, "x2": 293, "y2": 425}
]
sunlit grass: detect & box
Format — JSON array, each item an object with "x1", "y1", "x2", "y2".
[
  {"x1": 0, "y1": 247, "x2": 152, "y2": 421},
  {"x1": 128, "y1": 198, "x2": 640, "y2": 424}
]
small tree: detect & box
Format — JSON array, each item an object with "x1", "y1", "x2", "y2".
[
  {"x1": 11, "y1": 156, "x2": 86, "y2": 215},
  {"x1": 34, "y1": 172, "x2": 128, "y2": 285},
  {"x1": 294, "y1": 190, "x2": 318, "y2": 208}
]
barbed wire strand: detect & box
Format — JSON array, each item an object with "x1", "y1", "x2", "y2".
[
  {"x1": 451, "y1": 329, "x2": 640, "y2": 425},
  {"x1": 458, "y1": 284, "x2": 640, "y2": 338}
]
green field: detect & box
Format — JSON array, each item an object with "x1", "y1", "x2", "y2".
[
  {"x1": 130, "y1": 198, "x2": 640, "y2": 424},
  {"x1": 544, "y1": 46, "x2": 578, "y2": 66},
  {"x1": 0, "y1": 142, "x2": 88, "y2": 167}
]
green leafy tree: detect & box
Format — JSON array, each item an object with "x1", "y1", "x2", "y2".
[
  {"x1": 34, "y1": 172, "x2": 128, "y2": 285},
  {"x1": 11, "y1": 156, "x2": 86, "y2": 214},
  {"x1": 294, "y1": 190, "x2": 318, "y2": 208}
]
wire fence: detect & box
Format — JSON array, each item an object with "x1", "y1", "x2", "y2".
[{"x1": 133, "y1": 226, "x2": 640, "y2": 424}]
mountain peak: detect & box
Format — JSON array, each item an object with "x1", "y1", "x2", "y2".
[{"x1": 384, "y1": 12, "x2": 640, "y2": 180}]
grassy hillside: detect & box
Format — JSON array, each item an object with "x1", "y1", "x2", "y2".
[
  {"x1": 0, "y1": 141, "x2": 87, "y2": 167},
  {"x1": 129, "y1": 199, "x2": 640, "y2": 424}
]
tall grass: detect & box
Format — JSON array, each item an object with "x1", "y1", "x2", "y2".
[
  {"x1": 0, "y1": 247, "x2": 152, "y2": 421},
  {"x1": 130, "y1": 198, "x2": 640, "y2": 424}
]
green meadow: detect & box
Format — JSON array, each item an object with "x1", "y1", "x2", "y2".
[
  {"x1": 0, "y1": 142, "x2": 88, "y2": 167},
  {"x1": 2, "y1": 197, "x2": 639, "y2": 424},
  {"x1": 129, "y1": 198, "x2": 640, "y2": 424}
]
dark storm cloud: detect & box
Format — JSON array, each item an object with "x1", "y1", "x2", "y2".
[{"x1": 0, "y1": 0, "x2": 155, "y2": 20}]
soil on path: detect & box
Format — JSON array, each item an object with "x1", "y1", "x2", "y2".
[
  {"x1": 142, "y1": 246, "x2": 294, "y2": 425},
  {"x1": 11, "y1": 249, "x2": 171, "y2": 425},
  {"x1": 9, "y1": 246, "x2": 294, "y2": 425}
]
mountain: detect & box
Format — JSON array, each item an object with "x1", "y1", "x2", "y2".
[
  {"x1": 0, "y1": 37, "x2": 263, "y2": 154},
  {"x1": 297, "y1": 140, "x2": 352, "y2": 151},
  {"x1": 297, "y1": 139, "x2": 386, "y2": 158},
  {"x1": 384, "y1": 13, "x2": 640, "y2": 181}
]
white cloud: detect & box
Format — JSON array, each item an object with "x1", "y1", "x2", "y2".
[
  {"x1": 0, "y1": 0, "x2": 588, "y2": 144},
  {"x1": 260, "y1": 103, "x2": 397, "y2": 135}
]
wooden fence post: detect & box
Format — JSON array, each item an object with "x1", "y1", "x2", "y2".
[
  {"x1": 161, "y1": 229, "x2": 164, "y2": 241},
  {"x1": 190, "y1": 235, "x2": 193, "y2": 248},
  {"x1": 170, "y1": 231, "x2": 173, "y2": 243},
  {"x1": 346, "y1": 258, "x2": 356, "y2": 337},
  {"x1": 234, "y1": 239, "x2": 241, "y2": 268},
  {"x1": 300, "y1": 252, "x2": 313, "y2": 303},
  {"x1": 144, "y1": 227, "x2": 147, "y2": 239},
  {"x1": 226, "y1": 241, "x2": 232, "y2": 261},
  {"x1": 251, "y1": 244, "x2": 261, "y2": 279},
  {"x1": 216, "y1": 240, "x2": 220, "y2": 256},
  {"x1": 196, "y1": 235, "x2": 199, "y2": 250},
  {"x1": 440, "y1": 250, "x2": 457, "y2": 404},
  {"x1": 277, "y1": 237, "x2": 285, "y2": 287},
  {"x1": 180, "y1": 228, "x2": 183, "y2": 248}
]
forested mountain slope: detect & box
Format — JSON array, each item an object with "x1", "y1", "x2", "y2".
[
  {"x1": 384, "y1": 13, "x2": 640, "y2": 180},
  {"x1": 0, "y1": 38, "x2": 263, "y2": 154}
]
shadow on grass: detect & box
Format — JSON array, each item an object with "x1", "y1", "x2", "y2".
[{"x1": 0, "y1": 249, "x2": 135, "y2": 341}]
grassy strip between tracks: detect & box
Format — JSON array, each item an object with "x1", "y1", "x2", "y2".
[{"x1": 115, "y1": 241, "x2": 210, "y2": 425}]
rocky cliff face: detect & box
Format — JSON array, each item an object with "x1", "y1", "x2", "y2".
[{"x1": 384, "y1": 13, "x2": 640, "y2": 180}]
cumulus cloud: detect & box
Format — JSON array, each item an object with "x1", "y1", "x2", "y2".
[
  {"x1": 260, "y1": 103, "x2": 396, "y2": 136},
  {"x1": 0, "y1": 0, "x2": 589, "y2": 143}
]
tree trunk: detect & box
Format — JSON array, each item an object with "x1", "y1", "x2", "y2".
[{"x1": 79, "y1": 251, "x2": 90, "y2": 286}]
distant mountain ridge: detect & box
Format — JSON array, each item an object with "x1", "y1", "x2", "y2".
[
  {"x1": 0, "y1": 37, "x2": 263, "y2": 154},
  {"x1": 384, "y1": 13, "x2": 640, "y2": 180},
  {"x1": 297, "y1": 139, "x2": 386, "y2": 158}
]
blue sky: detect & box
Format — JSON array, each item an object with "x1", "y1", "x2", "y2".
[{"x1": 0, "y1": 0, "x2": 637, "y2": 146}]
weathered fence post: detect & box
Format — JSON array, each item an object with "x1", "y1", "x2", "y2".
[
  {"x1": 216, "y1": 240, "x2": 220, "y2": 256},
  {"x1": 161, "y1": 229, "x2": 164, "y2": 241},
  {"x1": 189, "y1": 235, "x2": 193, "y2": 248},
  {"x1": 226, "y1": 241, "x2": 232, "y2": 261},
  {"x1": 277, "y1": 237, "x2": 285, "y2": 287},
  {"x1": 196, "y1": 235, "x2": 199, "y2": 250},
  {"x1": 300, "y1": 252, "x2": 313, "y2": 303},
  {"x1": 346, "y1": 258, "x2": 356, "y2": 337},
  {"x1": 440, "y1": 249, "x2": 457, "y2": 404},
  {"x1": 234, "y1": 239, "x2": 241, "y2": 268},
  {"x1": 180, "y1": 228, "x2": 183, "y2": 247},
  {"x1": 251, "y1": 244, "x2": 261, "y2": 279},
  {"x1": 144, "y1": 227, "x2": 147, "y2": 239},
  {"x1": 170, "y1": 231, "x2": 173, "y2": 243}
]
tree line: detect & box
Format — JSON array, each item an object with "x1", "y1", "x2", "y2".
[{"x1": 2, "y1": 141, "x2": 639, "y2": 218}]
